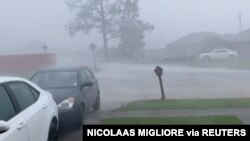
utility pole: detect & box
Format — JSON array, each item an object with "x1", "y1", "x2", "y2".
[{"x1": 239, "y1": 11, "x2": 242, "y2": 33}]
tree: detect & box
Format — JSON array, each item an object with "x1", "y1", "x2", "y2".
[
  {"x1": 65, "y1": 0, "x2": 121, "y2": 61},
  {"x1": 116, "y1": 0, "x2": 154, "y2": 59}
]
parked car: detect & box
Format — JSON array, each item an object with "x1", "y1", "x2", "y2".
[
  {"x1": 199, "y1": 48, "x2": 239, "y2": 60},
  {"x1": 30, "y1": 67, "x2": 100, "y2": 135},
  {"x1": 0, "y1": 77, "x2": 58, "y2": 141}
]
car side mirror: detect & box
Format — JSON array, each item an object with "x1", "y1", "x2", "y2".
[
  {"x1": 81, "y1": 81, "x2": 93, "y2": 89},
  {"x1": 0, "y1": 121, "x2": 9, "y2": 134}
]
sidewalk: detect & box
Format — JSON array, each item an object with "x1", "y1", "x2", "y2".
[{"x1": 86, "y1": 108, "x2": 250, "y2": 124}]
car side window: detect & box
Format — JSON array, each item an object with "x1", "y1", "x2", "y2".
[
  {"x1": 84, "y1": 69, "x2": 95, "y2": 80},
  {"x1": 0, "y1": 86, "x2": 16, "y2": 121},
  {"x1": 8, "y1": 83, "x2": 36, "y2": 111},
  {"x1": 215, "y1": 50, "x2": 227, "y2": 53},
  {"x1": 30, "y1": 86, "x2": 40, "y2": 100},
  {"x1": 81, "y1": 70, "x2": 88, "y2": 83}
]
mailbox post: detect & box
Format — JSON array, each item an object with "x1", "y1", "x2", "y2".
[
  {"x1": 89, "y1": 43, "x2": 97, "y2": 69},
  {"x1": 154, "y1": 66, "x2": 166, "y2": 100}
]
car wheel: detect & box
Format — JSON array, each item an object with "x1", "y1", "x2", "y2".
[
  {"x1": 78, "y1": 104, "x2": 85, "y2": 128},
  {"x1": 228, "y1": 55, "x2": 236, "y2": 59},
  {"x1": 47, "y1": 120, "x2": 58, "y2": 141},
  {"x1": 93, "y1": 93, "x2": 100, "y2": 111},
  {"x1": 203, "y1": 56, "x2": 210, "y2": 61}
]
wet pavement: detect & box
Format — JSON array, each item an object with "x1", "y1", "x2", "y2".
[
  {"x1": 96, "y1": 63, "x2": 250, "y2": 111},
  {"x1": 46, "y1": 63, "x2": 250, "y2": 140}
]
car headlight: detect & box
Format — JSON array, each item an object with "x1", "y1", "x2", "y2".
[{"x1": 58, "y1": 97, "x2": 75, "y2": 111}]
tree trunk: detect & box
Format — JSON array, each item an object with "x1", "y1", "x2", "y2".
[{"x1": 100, "y1": 0, "x2": 109, "y2": 61}]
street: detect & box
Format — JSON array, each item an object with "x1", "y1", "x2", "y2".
[
  {"x1": 96, "y1": 63, "x2": 250, "y2": 111},
  {"x1": 30, "y1": 62, "x2": 250, "y2": 141}
]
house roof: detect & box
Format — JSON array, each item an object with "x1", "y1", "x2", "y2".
[
  {"x1": 167, "y1": 32, "x2": 222, "y2": 47},
  {"x1": 230, "y1": 29, "x2": 250, "y2": 42}
]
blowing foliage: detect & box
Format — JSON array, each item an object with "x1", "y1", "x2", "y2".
[
  {"x1": 65, "y1": 0, "x2": 153, "y2": 61},
  {"x1": 118, "y1": 0, "x2": 154, "y2": 59}
]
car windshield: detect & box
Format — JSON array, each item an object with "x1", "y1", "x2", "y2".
[{"x1": 31, "y1": 71, "x2": 78, "y2": 88}]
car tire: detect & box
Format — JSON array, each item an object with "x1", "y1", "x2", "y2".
[
  {"x1": 78, "y1": 104, "x2": 85, "y2": 128},
  {"x1": 228, "y1": 55, "x2": 236, "y2": 59},
  {"x1": 47, "y1": 120, "x2": 58, "y2": 141},
  {"x1": 93, "y1": 93, "x2": 100, "y2": 111}
]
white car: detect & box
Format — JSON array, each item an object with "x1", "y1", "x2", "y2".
[
  {"x1": 0, "y1": 77, "x2": 58, "y2": 141},
  {"x1": 199, "y1": 49, "x2": 239, "y2": 60}
]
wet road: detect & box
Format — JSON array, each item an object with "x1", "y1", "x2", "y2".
[
  {"x1": 96, "y1": 63, "x2": 250, "y2": 111},
  {"x1": 58, "y1": 63, "x2": 250, "y2": 140},
  {"x1": 57, "y1": 112, "x2": 101, "y2": 141}
]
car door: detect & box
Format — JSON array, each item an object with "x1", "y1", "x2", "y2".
[
  {"x1": 0, "y1": 85, "x2": 28, "y2": 141},
  {"x1": 211, "y1": 50, "x2": 221, "y2": 59},
  {"x1": 80, "y1": 70, "x2": 92, "y2": 111},
  {"x1": 214, "y1": 50, "x2": 227, "y2": 59},
  {"x1": 220, "y1": 50, "x2": 230, "y2": 58},
  {"x1": 6, "y1": 82, "x2": 46, "y2": 141},
  {"x1": 29, "y1": 85, "x2": 52, "y2": 141},
  {"x1": 84, "y1": 68, "x2": 99, "y2": 106}
]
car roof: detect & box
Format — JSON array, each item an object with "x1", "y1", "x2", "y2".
[
  {"x1": 37, "y1": 66, "x2": 88, "y2": 72},
  {"x1": 0, "y1": 77, "x2": 29, "y2": 84},
  {"x1": 213, "y1": 48, "x2": 231, "y2": 51},
  {"x1": 0, "y1": 77, "x2": 43, "y2": 92}
]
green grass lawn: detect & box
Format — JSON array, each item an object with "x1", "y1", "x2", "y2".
[
  {"x1": 102, "y1": 116, "x2": 243, "y2": 125},
  {"x1": 116, "y1": 98, "x2": 250, "y2": 111}
]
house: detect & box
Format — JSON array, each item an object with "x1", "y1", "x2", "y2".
[
  {"x1": 165, "y1": 32, "x2": 224, "y2": 57},
  {"x1": 165, "y1": 29, "x2": 250, "y2": 58},
  {"x1": 228, "y1": 29, "x2": 250, "y2": 57},
  {"x1": 0, "y1": 40, "x2": 57, "y2": 72},
  {"x1": 0, "y1": 53, "x2": 57, "y2": 72}
]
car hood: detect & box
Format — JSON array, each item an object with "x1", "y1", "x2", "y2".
[
  {"x1": 199, "y1": 53, "x2": 211, "y2": 57},
  {"x1": 44, "y1": 88, "x2": 78, "y2": 104}
]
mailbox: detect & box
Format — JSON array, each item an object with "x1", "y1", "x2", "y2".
[
  {"x1": 154, "y1": 65, "x2": 165, "y2": 100},
  {"x1": 154, "y1": 66, "x2": 163, "y2": 76}
]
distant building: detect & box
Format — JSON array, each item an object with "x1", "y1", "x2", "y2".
[
  {"x1": 228, "y1": 29, "x2": 250, "y2": 57},
  {"x1": 166, "y1": 32, "x2": 223, "y2": 57},
  {"x1": 165, "y1": 29, "x2": 250, "y2": 58},
  {"x1": 0, "y1": 53, "x2": 57, "y2": 72}
]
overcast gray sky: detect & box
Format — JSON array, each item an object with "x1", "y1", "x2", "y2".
[{"x1": 0, "y1": 0, "x2": 250, "y2": 52}]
